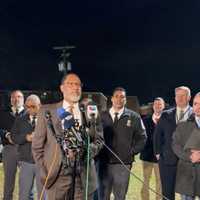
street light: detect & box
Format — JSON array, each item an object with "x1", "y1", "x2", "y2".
[{"x1": 53, "y1": 45, "x2": 76, "y2": 75}]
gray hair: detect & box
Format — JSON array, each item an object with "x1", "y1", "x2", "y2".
[
  {"x1": 194, "y1": 92, "x2": 200, "y2": 98},
  {"x1": 26, "y1": 94, "x2": 41, "y2": 105},
  {"x1": 175, "y1": 86, "x2": 191, "y2": 97}
]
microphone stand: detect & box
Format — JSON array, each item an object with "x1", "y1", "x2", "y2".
[
  {"x1": 80, "y1": 105, "x2": 90, "y2": 200},
  {"x1": 70, "y1": 154, "x2": 77, "y2": 200},
  {"x1": 85, "y1": 133, "x2": 90, "y2": 200}
]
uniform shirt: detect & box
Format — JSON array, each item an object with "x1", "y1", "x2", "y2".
[{"x1": 109, "y1": 107, "x2": 124, "y2": 122}]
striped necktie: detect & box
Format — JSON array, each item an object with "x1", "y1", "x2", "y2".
[
  {"x1": 179, "y1": 110, "x2": 185, "y2": 121},
  {"x1": 68, "y1": 105, "x2": 74, "y2": 117},
  {"x1": 31, "y1": 116, "x2": 36, "y2": 129}
]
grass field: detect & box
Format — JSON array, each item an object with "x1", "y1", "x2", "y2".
[{"x1": 0, "y1": 156, "x2": 181, "y2": 200}]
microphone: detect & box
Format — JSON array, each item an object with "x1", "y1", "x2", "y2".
[
  {"x1": 57, "y1": 108, "x2": 82, "y2": 143},
  {"x1": 57, "y1": 108, "x2": 76, "y2": 129},
  {"x1": 85, "y1": 101, "x2": 98, "y2": 140},
  {"x1": 57, "y1": 108, "x2": 70, "y2": 120},
  {"x1": 86, "y1": 104, "x2": 98, "y2": 120},
  {"x1": 58, "y1": 110, "x2": 75, "y2": 129},
  {"x1": 80, "y1": 100, "x2": 98, "y2": 126}
]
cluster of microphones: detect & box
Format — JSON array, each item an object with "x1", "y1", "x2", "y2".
[{"x1": 56, "y1": 101, "x2": 99, "y2": 165}]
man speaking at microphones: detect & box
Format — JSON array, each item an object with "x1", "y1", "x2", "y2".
[{"x1": 32, "y1": 73, "x2": 104, "y2": 200}]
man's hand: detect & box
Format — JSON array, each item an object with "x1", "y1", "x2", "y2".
[
  {"x1": 67, "y1": 149, "x2": 76, "y2": 160},
  {"x1": 26, "y1": 133, "x2": 33, "y2": 142},
  {"x1": 190, "y1": 149, "x2": 200, "y2": 163},
  {"x1": 5, "y1": 132, "x2": 14, "y2": 144}
]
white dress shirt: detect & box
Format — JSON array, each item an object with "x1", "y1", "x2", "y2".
[
  {"x1": 109, "y1": 107, "x2": 124, "y2": 122},
  {"x1": 63, "y1": 100, "x2": 82, "y2": 126},
  {"x1": 176, "y1": 105, "x2": 191, "y2": 123},
  {"x1": 152, "y1": 113, "x2": 161, "y2": 124},
  {"x1": 11, "y1": 106, "x2": 24, "y2": 115}
]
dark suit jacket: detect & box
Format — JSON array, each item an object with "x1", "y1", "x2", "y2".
[
  {"x1": 140, "y1": 115, "x2": 158, "y2": 163},
  {"x1": 154, "y1": 106, "x2": 193, "y2": 165},
  {"x1": 154, "y1": 108, "x2": 178, "y2": 165},
  {"x1": 32, "y1": 101, "x2": 103, "y2": 193},
  {"x1": 99, "y1": 107, "x2": 146, "y2": 165},
  {"x1": 0, "y1": 108, "x2": 25, "y2": 145},
  {"x1": 172, "y1": 116, "x2": 200, "y2": 196},
  {"x1": 11, "y1": 114, "x2": 35, "y2": 163}
]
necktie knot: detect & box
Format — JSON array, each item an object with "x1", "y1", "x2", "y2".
[
  {"x1": 68, "y1": 105, "x2": 74, "y2": 116},
  {"x1": 179, "y1": 110, "x2": 184, "y2": 121},
  {"x1": 15, "y1": 108, "x2": 19, "y2": 117}
]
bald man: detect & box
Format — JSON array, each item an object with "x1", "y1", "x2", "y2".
[{"x1": 10, "y1": 94, "x2": 44, "y2": 200}]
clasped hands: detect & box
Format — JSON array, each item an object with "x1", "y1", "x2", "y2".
[{"x1": 190, "y1": 149, "x2": 200, "y2": 163}]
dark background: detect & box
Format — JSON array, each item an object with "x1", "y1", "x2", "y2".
[{"x1": 0, "y1": 0, "x2": 200, "y2": 105}]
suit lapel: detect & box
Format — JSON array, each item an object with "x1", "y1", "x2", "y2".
[
  {"x1": 51, "y1": 101, "x2": 64, "y2": 136},
  {"x1": 168, "y1": 108, "x2": 177, "y2": 127},
  {"x1": 188, "y1": 106, "x2": 193, "y2": 118},
  {"x1": 106, "y1": 111, "x2": 113, "y2": 124},
  {"x1": 9, "y1": 107, "x2": 15, "y2": 117}
]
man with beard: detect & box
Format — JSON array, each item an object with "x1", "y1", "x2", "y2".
[
  {"x1": 0, "y1": 90, "x2": 25, "y2": 200},
  {"x1": 32, "y1": 73, "x2": 104, "y2": 200}
]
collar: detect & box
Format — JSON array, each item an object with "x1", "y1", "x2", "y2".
[
  {"x1": 176, "y1": 105, "x2": 190, "y2": 113},
  {"x1": 11, "y1": 106, "x2": 24, "y2": 114},
  {"x1": 62, "y1": 100, "x2": 79, "y2": 111},
  {"x1": 152, "y1": 113, "x2": 161, "y2": 122},
  {"x1": 29, "y1": 114, "x2": 37, "y2": 120},
  {"x1": 152, "y1": 112, "x2": 161, "y2": 118},
  {"x1": 195, "y1": 116, "x2": 200, "y2": 127},
  {"x1": 109, "y1": 107, "x2": 124, "y2": 117}
]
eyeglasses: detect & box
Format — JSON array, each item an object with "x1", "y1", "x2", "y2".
[{"x1": 64, "y1": 82, "x2": 83, "y2": 88}]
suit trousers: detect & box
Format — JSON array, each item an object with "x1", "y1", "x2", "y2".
[
  {"x1": 46, "y1": 171, "x2": 94, "y2": 200},
  {"x1": 2, "y1": 145, "x2": 18, "y2": 200},
  {"x1": 158, "y1": 158, "x2": 177, "y2": 200},
  {"x1": 18, "y1": 161, "x2": 45, "y2": 200},
  {"x1": 98, "y1": 163, "x2": 131, "y2": 200},
  {"x1": 141, "y1": 161, "x2": 162, "y2": 200}
]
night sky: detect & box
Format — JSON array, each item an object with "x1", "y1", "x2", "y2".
[{"x1": 0, "y1": 0, "x2": 200, "y2": 104}]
